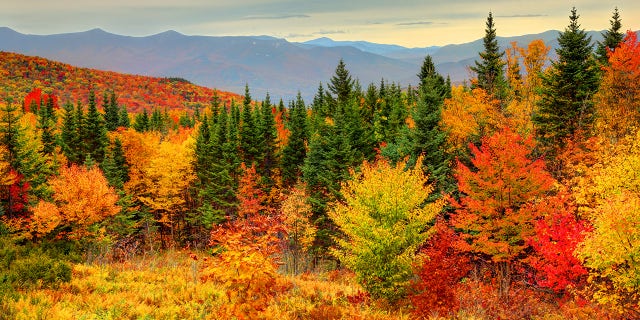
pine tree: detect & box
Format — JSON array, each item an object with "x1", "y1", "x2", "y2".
[
  {"x1": 470, "y1": 12, "x2": 507, "y2": 101},
  {"x1": 411, "y1": 60, "x2": 454, "y2": 196},
  {"x1": 118, "y1": 105, "x2": 130, "y2": 128},
  {"x1": 302, "y1": 112, "x2": 355, "y2": 255},
  {"x1": 418, "y1": 55, "x2": 445, "y2": 90},
  {"x1": 533, "y1": 7, "x2": 599, "y2": 153},
  {"x1": 101, "y1": 137, "x2": 129, "y2": 189},
  {"x1": 104, "y1": 90, "x2": 120, "y2": 131},
  {"x1": 327, "y1": 59, "x2": 354, "y2": 107},
  {"x1": 0, "y1": 99, "x2": 51, "y2": 212},
  {"x1": 596, "y1": 7, "x2": 624, "y2": 66},
  {"x1": 258, "y1": 93, "x2": 278, "y2": 187},
  {"x1": 239, "y1": 85, "x2": 260, "y2": 166},
  {"x1": 281, "y1": 94, "x2": 308, "y2": 187},
  {"x1": 37, "y1": 95, "x2": 57, "y2": 155},
  {"x1": 83, "y1": 90, "x2": 108, "y2": 163},
  {"x1": 61, "y1": 101, "x2": 82, "y2": 164},
  {"x1": 133, "y1": 109, "x2": 149, "y2": 132}
]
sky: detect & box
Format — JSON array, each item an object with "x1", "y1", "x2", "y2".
[{"x1": 2, "y1": 0, "x2": 638, "y2": 47}]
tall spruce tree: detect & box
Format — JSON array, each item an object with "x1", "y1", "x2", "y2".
[
  {"x1": 61, "y1": 101, "x2": 82, "y2": 164},
  {"x1": 596, "y1": 7, "x2": 624, "y2": 66},
  {"x1": 258, "y1": 93, "x2": 278, "y2": 187},
  {"x1": 118, "y1": 105, "x2": 130, "y2": 128},
  {"x1": 37, "y1": 95, "x2": 56, "y2": 155},
  {"x1": 302, "y1": 110, "x2": 355, "y2": 255},
  {"x1": 411, "y1": 57, "x2": 454, "y2": 195},
  {"x1": 133, "y1": 109, "x2": 149, "y2": 132},
  {"x1": 328, "y1": 59, "x2": 354, "y2": 108},
  {"x1": 281, "y1": 93, "x2": 308, "y2": 187},
  {"x1": 470, "y1": 12, "x2": 507, "y2": 101},
  {"x1": 239, "y1": 85, "x2": 260, "y2": 166},
  {"x1": 0, "y1": 99, "x2": 51, "y2": 212},
  {"x1": 104, "y1": 90, "x2": 120, "y2": 131},
  {"x1": 533, "y1": 7, "x2": 599, "y2": 153},
  {"x1": 83, "y1": 90, "x2": 108, "y2": 163}
]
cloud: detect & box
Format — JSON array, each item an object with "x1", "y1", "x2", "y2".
[
  {"x1": 313, "y1": 30, "x2": 346, "y2": 35},
  {"x1": 395, "y1": 21, "x2": 433, "y2": 26},
  {"x1": 242, "y1": 14, "x2": 310, "y2": 20},
  {"x1": 496, "y1": 14, "x2": 548, "y2": 18}
]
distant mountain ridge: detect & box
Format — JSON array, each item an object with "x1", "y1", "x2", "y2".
[{"x1": 0, "y1": 27, "x2": 627, "y2": 101}]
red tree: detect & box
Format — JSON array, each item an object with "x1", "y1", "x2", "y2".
[
  {"x1": 526, "y1": 192, "x2": 591, "y2": 293},
  {"x1": 410, "y1": 220, "x2": 472, "y2": 317}
]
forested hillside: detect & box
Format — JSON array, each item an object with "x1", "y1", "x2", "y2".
[
  {"x1": 1, "y1": 7, "x2": 639, "y2": 319},
  {"x1": 0, "y1": 51, "x2": 241, "y2": 113}
]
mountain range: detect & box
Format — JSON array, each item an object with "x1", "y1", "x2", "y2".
[{"x1": 0, "y1": 27, "x2": 616, "y2": 101}]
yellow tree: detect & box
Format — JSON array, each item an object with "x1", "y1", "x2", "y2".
[
  {"x1": 137, "y1": 136, "x2": 195, "y2": 243},
  {"x1": 280, "y1": 183, "x2": 316, "y2": 274},
  {"x1": 30, "y1": 164, "x2": 120, "y2": 239},
  {"x1": 503, "y1": 40, "x2": 550, "y2": 135},
  {"x1": 574, "y1": 130, "x2": 640, "y2": 313},
  {"x1": 329, "y1": 157, "x2": 444, "y2": 302}
]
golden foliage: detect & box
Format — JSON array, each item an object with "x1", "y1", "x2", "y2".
[
  {"x1": 30, "y1": 165, "x2": 120, "y2": 239},
  {"x1": 441, "y1": 86, "x2": 505, "y2": 153}
]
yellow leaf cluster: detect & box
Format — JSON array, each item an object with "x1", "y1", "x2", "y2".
[
  {"x1": 329, "y1": 157, "x2": 444, "y2": 300},
  {"x1": 441, "y1": 86, "x2": 505, "y2": 153}
]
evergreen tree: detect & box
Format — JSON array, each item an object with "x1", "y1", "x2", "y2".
[
  {"x1": 104, "y1": 90, "x2": 120, "y2": 131},
  {"x1": 258, "y1": 93, "x2": 278, "y2": 187},
  {"x1": 239, "y1": 85, "x2": 260, "y2": 166},
  {"x1": 61, "y1": 101, "x2": 82, "y2": 164},
  {"x1": 118, "y1": 105, "x2": 130, "y2": 128},
  {"x1": 418, "y1": 55, "x2": 445, "y2": 90},
  {"x1": 37, "y1": 95, "x2": 57, "y2": 154},
  {"x1": 533, "y1": 7, "x2": 599, "y2": 153},
  {"x1": 302, "y1": 111, "x2": 355, "y2": 255},
  {"x1": 411, "y1": 63, "x2": 454, "y2": 196},
  {"x1": 0, "y1": 99, "x2": 51, "y2": 213},
  {"x1": 83, "y1": 90, "x2": 108, "y2": 163},
  {"x1": 470, "y1": 12, "x2": 507, "y2": 101},
  {"x1": 327, "y1": 59, "x2": 354, "y2": 107},
  {"x1": 133, "y1": 109, "x2": 150, "y2": 132},
  {"x1": 596, "y1": 7, "x2": 624, "y2": 66},
  {"x1": 281, "y1": 94, "x2": 308, "y2": 187}
]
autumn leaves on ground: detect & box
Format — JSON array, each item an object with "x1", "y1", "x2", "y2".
[{"x1": 1, "y1": 7, "x2": 639, "y2": 319}]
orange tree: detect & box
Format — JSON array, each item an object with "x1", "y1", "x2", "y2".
[
  {"x1": 204, "y1": 164, "x2": 288, "y2": 318},
  {"x1": 30, "y1": 164, "x2": 120, "y2": 239},
  {"x1": 451, "y1": 126, "x2": 555, "y2": 296}
]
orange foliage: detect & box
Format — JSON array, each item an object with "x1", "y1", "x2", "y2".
[
  {"x1": 30, "y1": 164, "x2": 120, "y2": 239},
  {"x1": 595, "y1": 31, "x2": 640, "y2": 141},
  {"x1": 204, "y1": 164, "x2": 289, "y2": 318},
  {"x1": 441, "y1": 86, "x2": 505, "y2": 153},
  {"x1": 451, "y1": 127, "x2": 555, "y2": 262}
]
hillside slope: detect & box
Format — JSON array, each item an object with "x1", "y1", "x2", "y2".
[{"x1": 0, "y1": 51, "x2": 241, "y2": 113}]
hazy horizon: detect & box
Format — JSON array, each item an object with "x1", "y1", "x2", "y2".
[{"x1": 2, "y1": 1, "x2": 638, "y2": 47}]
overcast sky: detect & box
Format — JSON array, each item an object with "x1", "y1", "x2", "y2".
[{"x1": 2, "y1": 0, "x2": 638, "y2": 47}]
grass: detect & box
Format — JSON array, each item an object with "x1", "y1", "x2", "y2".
[{"x1": 0, "y1": 250, "x2": 411, "y2": 320}]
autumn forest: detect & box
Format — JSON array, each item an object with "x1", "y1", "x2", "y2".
[{"x1": 1, "y1": 7, "x2": 639, "y2": 319}]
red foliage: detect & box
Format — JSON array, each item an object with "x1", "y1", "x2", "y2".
[
  {"x1": 410, "y1": 221, "x2": 472, "y2": 317},
  {"x1": 23, "y1": 88, "x2": 58, "y2": 113},
  {"x1": 526, "y1": 192, "x2": 591, "y2": 293},
  {"x1": 7, "y1": 171, "x2": 29, "y2": 214}
]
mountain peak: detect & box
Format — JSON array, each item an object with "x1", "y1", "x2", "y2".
[{"x1": 152, "y1": 30, "x2": 184, "y2": 37}]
